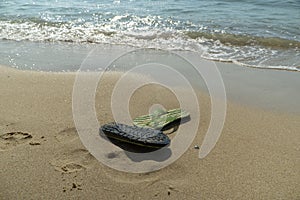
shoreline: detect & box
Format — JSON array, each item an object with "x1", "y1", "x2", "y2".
[
  {"x1": 0, "y1": 39, "x2": 299, "y2": 72},
  {"x1": 0, "y1": 64, "x2": 299, "y2": 199},
  {"x1": 1, "y1": 53, "x2": 299, "y2": 115}
]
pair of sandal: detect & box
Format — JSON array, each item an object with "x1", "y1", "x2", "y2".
[{"x1": 100, "y1": 108, "x2": 190, "y2": 149}]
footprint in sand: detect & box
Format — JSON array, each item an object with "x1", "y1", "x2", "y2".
[
  {"x1": 55, "y1": 127, "x2": 78, "y2": 143},
  {"x1": 0, "y1": 132, "x2": 32, "y2": 150},
  {"x1": 50, "y1": 148, "x2": 96, "y2": 174}
]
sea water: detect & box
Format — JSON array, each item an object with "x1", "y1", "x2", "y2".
[{"x1": 0, "y1": 0, "x2": 299, "y2": 71}]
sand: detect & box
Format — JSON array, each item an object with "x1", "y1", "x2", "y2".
[{"x1": 0, "y1": 64, "x2": 299, "y2": 199}]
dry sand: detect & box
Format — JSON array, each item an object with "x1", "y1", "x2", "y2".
[{"x1": 0, "y1": 65, "x2": 299, "y2": 199}]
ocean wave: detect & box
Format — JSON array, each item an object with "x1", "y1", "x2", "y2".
[
  {"x1": 186, "y1": 31, "x2": 300, "y2": 49},
  {"x1": 0, "y1": 18, "x2": 299, "y2": 72}
]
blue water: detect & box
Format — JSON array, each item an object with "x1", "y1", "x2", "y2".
[{"x1": 0, "y1": 0, "x2": 300, "y2": 71}]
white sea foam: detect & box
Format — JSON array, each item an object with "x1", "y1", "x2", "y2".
[{"x1": 0, "y1": 16, "x2": 299, "y2": 72}]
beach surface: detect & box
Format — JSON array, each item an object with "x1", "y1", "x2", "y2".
[{"x1": 0, "y1": 64, "x2": 299, "y2": 199}]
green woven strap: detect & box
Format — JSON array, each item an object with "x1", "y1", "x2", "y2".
[{"x1": 133, "y1": 108, "x2": 190, "y2": 129}]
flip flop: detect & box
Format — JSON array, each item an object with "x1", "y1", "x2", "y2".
[
  {"x1": 133, "y1": 108, "x2": 190, "y2": 130},
  {"x1": 100, "y1": 122, "x2": 170, "y2": 149}
]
